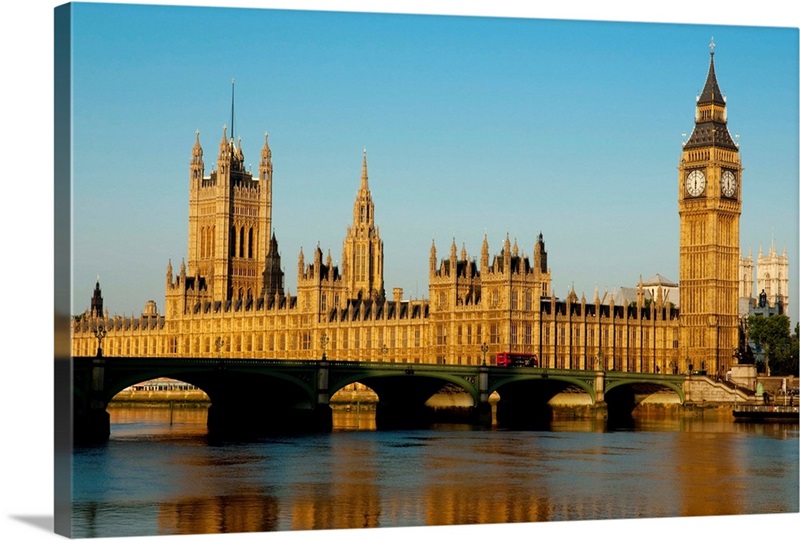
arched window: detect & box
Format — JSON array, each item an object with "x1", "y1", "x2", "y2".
[
  {"x1": 230, "y1": 227, "x2": 236, "y2": 256},
  {"x1": 248, "y1": 228, "x2": 254, "y2": 258},
  {"x1": 239, "y1": 227, "x2": 245, "y2": 257}
]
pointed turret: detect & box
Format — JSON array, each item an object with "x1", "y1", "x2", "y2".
[
  {"x1": 259, "y1": 132, "x2": 272, "y2": 179},
  {"x1": 637, "y1": 275, "x2": 645, "y2": 307},
  {"x1": 533, "y1": 232, "x2": 547, "y2": 273},
  {"x1": 298, "y1": 247, "x2": 305, "y2": 276},
  {"x1": 429, "y1": 240, "x2": 438, "y2": 274},
  {"x1": 262, "y1": 231, "x2": 284, "y2": 298},
  {"x1": 480, "y1": 234, "x2": 490, "y2": 271},
  {"x1": 166, "y1": 259, "x2": 173, "y2": 287},
  {"x1": 190, "y1": 130, "x2": 204, "y2": 182},
  {"x1": 90, "y1": 280, "x2": 104, "y2": 318}
]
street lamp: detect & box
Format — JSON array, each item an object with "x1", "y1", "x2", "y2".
[
  {"x1": 214, "y1": 337, "x2": 225, "y2": 358},
  {"x1": 320, "y1": 333, "x2": 329, "y2": 361},
  {"x1": 481, "y1": 342, "x2": 488, "y2": 366},
  {"x1": 380, "y1": 343, "x2": 388, "y2": 363},
  {"x1": 94, "y1": 325, "x2": 107, "y2": 357}
]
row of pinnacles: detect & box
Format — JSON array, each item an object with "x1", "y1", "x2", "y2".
[{"x1": 429, "y1": 232, "x2": 550, "y2": 310}]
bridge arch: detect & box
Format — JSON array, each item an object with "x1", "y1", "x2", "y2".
[
  {"x1": 488, "y1": 373, "x2": 597, "y2": 403},
  {"x1": 604, "y1": 379, "x2": 685, "y2": 404},
  {"x1": 329, "y1": 368, "x2": 481, "y2": 429},
  {"x1": 330, "y1": 371, "x2": 479, "y2": 404},
  {"x1": 487, "y1": 372, "x2": 599, "y2": 429}
]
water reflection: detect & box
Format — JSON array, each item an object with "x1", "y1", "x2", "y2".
[{"x1": 71, "y1": 407, "x2": 799, "y2": 537}]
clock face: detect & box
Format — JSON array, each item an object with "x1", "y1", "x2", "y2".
[
  {"x1": 685, "y1": 170, "x2": 706, "y2": 197},
  {"x1": 721, "y1": 170, "x2": 737, "y2": 197}
]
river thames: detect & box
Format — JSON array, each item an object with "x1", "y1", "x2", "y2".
[{"x1": 70, "y1": 407, "x2": 799, "y2": 538}]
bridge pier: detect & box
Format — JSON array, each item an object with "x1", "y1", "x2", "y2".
[
  {"x1": 74, "y1": 409, "x2": 110, "y2": 445},
  {"x1": 375, "y1": 402, "x2": 434, "y2": 429},
  {"x1": 74, "y1": 356, "x2": 111, "y2": 445},
  {"x1": 207, "y1": 402, "x2": 333, "y2": 438}
]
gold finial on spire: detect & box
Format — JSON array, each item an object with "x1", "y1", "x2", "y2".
[{"x1": 709, "y1": 36, "x2": 715, "y2": 56}]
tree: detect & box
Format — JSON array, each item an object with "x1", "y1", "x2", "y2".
[
  {"x1": 788, "y1": 323, "x2": 800, "y2": 376},
  {"x1": 747, "y1": 314, "x2": 795, "y2": 376}
]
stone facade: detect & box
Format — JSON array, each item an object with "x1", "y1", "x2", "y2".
[{"x1": 73, "y1": 45, "x2": 743, "y2": 377}]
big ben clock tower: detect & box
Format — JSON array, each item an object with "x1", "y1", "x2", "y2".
[{"x1": 678, "y1": 39, "x2": 742, "y2": 375}]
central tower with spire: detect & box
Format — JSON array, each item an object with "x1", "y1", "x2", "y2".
[
  {"x1": 678, "y1": 39, "x2": 742, "y2": 375},
  {"x1": 341, "y1": 150, "x2": 385, "y2": 301}
]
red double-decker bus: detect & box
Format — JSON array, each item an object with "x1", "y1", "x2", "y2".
[{"x1": 495, "y1": 352, "x2": 538, "y2": 367}]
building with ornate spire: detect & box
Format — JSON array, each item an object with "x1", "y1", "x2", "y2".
[{"x1": 74, "y1": 43, "x2": 758, "y2": 378}]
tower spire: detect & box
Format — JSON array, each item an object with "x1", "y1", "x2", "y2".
[
  {"x1": 230, "y1": 78, "x2": 235, "y2": 142},
  {"x1": 361, "y1": 148, "x2": 369, "y2": 189},
  {"x1": 683, "y1": 39, "x2": 737, "y2": 151}
]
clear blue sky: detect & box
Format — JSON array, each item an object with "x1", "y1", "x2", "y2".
[{"x1": 64, "y1": 2, "x2": 798, "y2": 326}]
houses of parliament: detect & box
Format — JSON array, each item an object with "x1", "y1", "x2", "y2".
[{"x1": 72, "y1": 45, "x2": 789, "y2": 378}]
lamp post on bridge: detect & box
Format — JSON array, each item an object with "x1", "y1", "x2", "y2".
[
  {"x1": 381, "y1": 343, "x2": 388, "y2": 363},
  {"x1": 320, "y1": 333, "x2": 329, "y2": 361},
  {"x1": 94, "y1": 325, "x2": 107, "y2": 357},
  {"x1": 214, "y1": 338, "x2": 225, "y2": 369},
  {"x1": 481, "y1": 342, "x2": 488, "y2": 366}
]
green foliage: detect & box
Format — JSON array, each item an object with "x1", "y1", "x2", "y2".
[{"x1": 747, "y1": 314, "x2": 797, "y2": 376}]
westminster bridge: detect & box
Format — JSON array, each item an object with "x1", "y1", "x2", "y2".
[{"x1": 70, "y1": 355, "x2": 753, "y2": 443}]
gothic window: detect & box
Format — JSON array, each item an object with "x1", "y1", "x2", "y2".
[
  {"x1": 248, "y1": 228, "x2": 254, "y2": 258},
  {"x1": 490, "y1": 323, "x2": 500, "y2": 344},
  {"x1": 239, "y1": 227, "x2": 245, "y2": 257},
  {"x1": 511, "y1": 290, "x2": 518, "y2": 310},
  {"x1": 437, "y1": 325, "x2": 446, "y2": 346},
  {"x1": 230, "y1": 227, "x2": 236, "y2": 256}
]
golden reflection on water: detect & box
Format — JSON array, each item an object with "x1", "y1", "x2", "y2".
[{"x1": 93, "y1": 407, "x2": 798, "y2": 536}]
